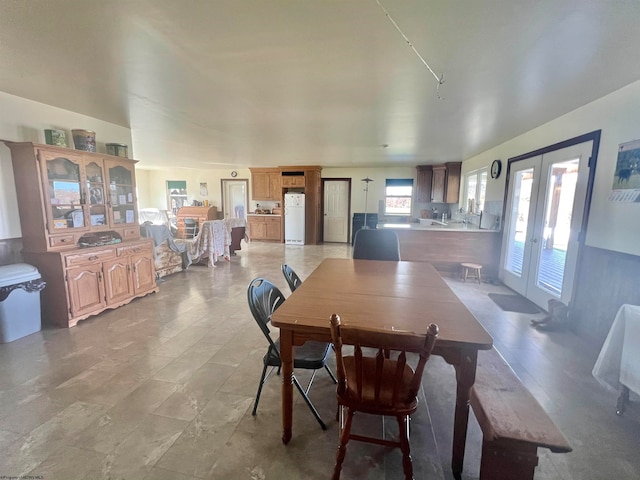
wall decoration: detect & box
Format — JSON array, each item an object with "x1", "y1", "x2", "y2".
[
  {"x1": 609, "y1": 139, "x2": 640, "y2": 202},
  {"x1": 200, "y1": 182, "x2": 208, "y2": 196}
]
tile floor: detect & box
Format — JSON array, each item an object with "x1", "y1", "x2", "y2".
[{"x1": 0, "y1": 242, "x2": 638, "y2": 479}]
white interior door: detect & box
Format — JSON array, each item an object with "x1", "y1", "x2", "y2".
[
  {"x1": 222, "y1": 179, "x2": 248, "y2": 218},
  {"x1": 323, "y1": 180, "x2": 350, "y2": 243},
  {"x1": 500, "y1": 141, "x2": 592, "y2": 308}
]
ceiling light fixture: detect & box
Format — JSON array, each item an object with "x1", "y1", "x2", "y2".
[{"x1": 374, "y1": 0, "x2": 445, "y2": 99}]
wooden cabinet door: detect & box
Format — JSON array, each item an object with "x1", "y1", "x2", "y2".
[
  {"x1": 269, "y1": 172, "x2": 281, "y2": 201},
  {"x1": 39, "y1": 150, "x2": 89, "y2": 236},
  {"x1": 445, "y1": 162, "x2": 462, "y2": 203},
  {"x1": 251, "y1": 172, "x2": 270, "y2": 200},
  {"x1": 105, "y1": 160, "x2": 136, "y2": 228},
  {"x1": 131, "y1": 254, "x2": 156, "y2": 294},
  {"x1": 416, "y1": 166, "x2": 433, "y2": 203},
  {"x1": 431, "y1": 165, "x2": 446, "y2": 203},
  {"x1": 265, "y1": 218, "x2": 282, "y2": 241},
  {"x1": 66, "y1": 264, "x2": 106, "y2": 317},
  {"x1": 103, "y1": 257, "x2": 132, "y2": 304}
]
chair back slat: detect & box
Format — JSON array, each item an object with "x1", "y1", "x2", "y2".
[{"x1": 330, "y1": 313, "x2": 438, "y2": 406}]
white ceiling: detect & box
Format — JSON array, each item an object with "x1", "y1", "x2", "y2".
[{"x1": 2, "y1": 0, "x2": 640, "y2": 170}]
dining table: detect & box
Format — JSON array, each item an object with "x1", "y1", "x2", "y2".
[{"x1": 271, "y1": 258, "x2": 493, "y2": 479}]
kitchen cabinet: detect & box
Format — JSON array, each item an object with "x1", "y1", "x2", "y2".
[
  {"x1": 416, "y1": 162, "x2": 461, "y2": 203},
  {"x1": 444, "y1": 162, "x2": 462, "y2": 203},
  {"x1": 281, "y1": 175, "x2": 305, "y2": 187},
  {"x1": 250, "y1": 168, "x2": 281, "y2": 201},
  {"x1": 431, "y1": 165, "x2": 447, "y2": 203},
  {"x1": 416, "y1": 166, "x2": 433, "y2": 203},
  {"x1": 5, "y1": 142, "x2": 157, "y2": 328},
  {"x1": 247, "y1": 215, "x2": 282, "y2": 241}
]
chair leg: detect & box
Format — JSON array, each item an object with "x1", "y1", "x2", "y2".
[
  {"x1": 397, "y1": 415, "x2": 414, "y2": 480},
  {"x1": 333, "y1": 407, "x2": 354, "y2": 480},
  {"x1": 292, "y1": 375, "x2": 327, "y2": 430},
  {"x1": 252, "y1": 364, "x2": 269, "y2": 416},
  {"x1": 325, "y1": 364, "x2": 338, "y2": 384}
]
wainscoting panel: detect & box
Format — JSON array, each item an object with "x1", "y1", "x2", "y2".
[{"x1": 572, "y1": 245, "x2": 640, "y2": 346}]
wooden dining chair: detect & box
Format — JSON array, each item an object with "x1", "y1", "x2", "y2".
[
  {"x1": 352, "y1": 228, "x2": 401, "y2": 261},
  {"x1": 329, "y1": 313, "x2": 439, "y2": 480},
  {"x1": 247, "y1": 278, "x2": 337, "y2": 430},
  {"x1": 281, "y1": 263, "x2": 303, "y2": 293}
]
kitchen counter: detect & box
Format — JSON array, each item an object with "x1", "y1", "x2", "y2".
[
  {"x1": 378, "y1": 222, "x2": 497, "y2": 233},
  {"x1": 382, "y1": 224, "x2": 502, "y2": 278},
  {"x1": 247, "y1": 213, "x2": 282, "y2": 217}
]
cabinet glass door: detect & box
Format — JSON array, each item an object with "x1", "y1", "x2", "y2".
[
  {"x1": 86, "y1": 161, "x2": 107, "y2": 228},
  {"x1": 107, "y1": 164, "x2": 136, "y2": 225},
  {"x1": 43, "y1": 154, "x2": 87, "y2": 233}
]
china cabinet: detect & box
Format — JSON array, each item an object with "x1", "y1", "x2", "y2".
[{"x1": 5, "y1": 142, "x2": 157, "y2": 328}]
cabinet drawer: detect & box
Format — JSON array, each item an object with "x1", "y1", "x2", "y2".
[
  {"x1": 265, "y1": 217, "x2": 282, "y2": 224},
  {"x1": 50, "y1": 234, "x2": 76, "y2": 248},
  {"x1": 65, "y1": 249, "x2": 115, "y2": 267},
  {"x1": 123, "y1": 227, "x2": 139, "y2": 239},
  {"x1": 117, "y1": 243, "x2": 152, "y2": 257}
]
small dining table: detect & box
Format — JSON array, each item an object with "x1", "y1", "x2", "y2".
[{"x1": 271, "y1": 258, "x2": 493, "y2": 479}]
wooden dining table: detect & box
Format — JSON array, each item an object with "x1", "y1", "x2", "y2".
[{"x1": 271, "y1": 258, "x2": 493, "y2": 479}]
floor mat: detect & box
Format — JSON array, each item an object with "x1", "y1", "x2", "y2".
[{"x1": 488, "y1": 293, "x2": 540, "y2": 314}]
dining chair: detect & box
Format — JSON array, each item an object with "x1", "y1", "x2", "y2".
[
  {"x1": 329, "y1": 313, "x2": 439, "y2": 480},
  {"x1": 281, "y1": 264, "x2": 303, "y2": 293},
  {"x1": 247, "y1": 277, "x2": 337, "y2": 430},
  {"x1": 352, "y1": 228, "x2": 401, "y2": 261},
  {"x1": 183, "y1": 218, "x2": 199, "y2": 239}
]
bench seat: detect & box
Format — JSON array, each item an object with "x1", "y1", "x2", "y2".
[{"x1": 470, "y1": 348, "x2": 572, "y2": 479}]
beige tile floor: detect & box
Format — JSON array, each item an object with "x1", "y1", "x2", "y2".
[{"x1": 0, "y1": 242, "x2": 639, "y2": 479}]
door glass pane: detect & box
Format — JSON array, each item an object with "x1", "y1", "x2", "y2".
[
  {"x1": 505, "y1": 168, "x2": 534, "y2": 276},
  {"x1": 534, "y1": 159, "x2": 579, "y2": 295},
  {"x1": 86, "y1": 161, "x2": 106, "y2": 227},
  {"x1": 109, "y1": 165, "x2": 135, "y2": 224}
]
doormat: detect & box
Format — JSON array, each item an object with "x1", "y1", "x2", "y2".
[{"x1": 488, "y1": 293, "x2": 540, "y2": 314}]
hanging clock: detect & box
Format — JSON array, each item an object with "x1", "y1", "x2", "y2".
[
  {"x1": 231, "y1": 170, "x2": 238, "y2": 178},
  {"x1": 490, "y1": 160, "x2": 502, "y2": 179}
]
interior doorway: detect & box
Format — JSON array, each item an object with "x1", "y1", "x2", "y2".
[
  {"x1": 322, "y1": 179, "x2": 351, "y2": 243},
  {"x1": 221, "y1": 179, "x2": 249, "y2": 219},
  {"x1": 500, "y1": 132, "x2": 600, "y2": 308}
]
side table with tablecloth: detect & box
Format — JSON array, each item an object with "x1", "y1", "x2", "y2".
[{"x1": 592, "y1": 304, "x2": 640, "y2": 414}]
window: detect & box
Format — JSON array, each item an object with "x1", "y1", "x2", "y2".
[
  {"x1": 167, "y1": 180, "x2": 187, "y2": 214},
  {"x1": 463, "y1": 168, "x2": 487, "y2": 213},
  {"x1": 385, "y1": 179, "x2": 413, "y2": 215}
]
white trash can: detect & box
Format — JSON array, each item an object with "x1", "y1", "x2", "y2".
[{"x1": 0, "y1": 263, "x2": 45, "y2": 343}]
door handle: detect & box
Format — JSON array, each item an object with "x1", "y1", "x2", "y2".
[{"x1": 531, "y1": 238, "x2": 538, "y2": 243}]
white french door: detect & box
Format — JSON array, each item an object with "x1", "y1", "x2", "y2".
[
  {"x1": 500, "y1": 141, "x2": 592, "y2": 308},
  {"x1": 221, "y1": 179, "x2": 249, "y2": 218}
]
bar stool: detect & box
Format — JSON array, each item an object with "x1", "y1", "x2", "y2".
[{"x1": 461, "y1": 263, "x2": 482, "y2": 283}]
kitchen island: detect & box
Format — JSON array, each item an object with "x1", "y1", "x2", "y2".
[{"x1": 379, "y1": 222, "x2": 502, "y2": 279}]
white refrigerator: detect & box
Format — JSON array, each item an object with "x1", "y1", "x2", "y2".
[{"x1": 284, "y1": 193, "x2": 305, "y2": 245}]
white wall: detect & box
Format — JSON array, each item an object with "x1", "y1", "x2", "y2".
[
  {"x1": 137, "y1": 167, "x2": 252, "y2": 212},
  {"x1": 461, "y1": 80, "x2": 640, "y2": 257},
  {"x1": 0, "y1": 92, "x2": 132, "y2": 239}
]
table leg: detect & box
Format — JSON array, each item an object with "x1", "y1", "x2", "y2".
[
  {"x1": 280, "y1": 329, "x2": 294, "y2": 444},
  {"x1": 451, "y1": 350, "x2": 478, "y2": 480}
]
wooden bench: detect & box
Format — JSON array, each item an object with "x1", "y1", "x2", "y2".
[{"x1": 470, "y1": 348, "x2": 572, "y2": 479}]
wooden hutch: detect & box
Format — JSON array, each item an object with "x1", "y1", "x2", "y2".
[{"x1": 5, "y1": 142, "x2": 158, "y2": 328}]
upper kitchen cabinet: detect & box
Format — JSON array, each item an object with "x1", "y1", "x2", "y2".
[
  {"x1": 416, "y1": 162, "x2": 461, "y2": 203},
  {"x1": 416, "y1": 166, "x2": 433, "y2": 203},
  {"x1": 250, "y1": 168, "x2": 281, "y2": 201}
]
